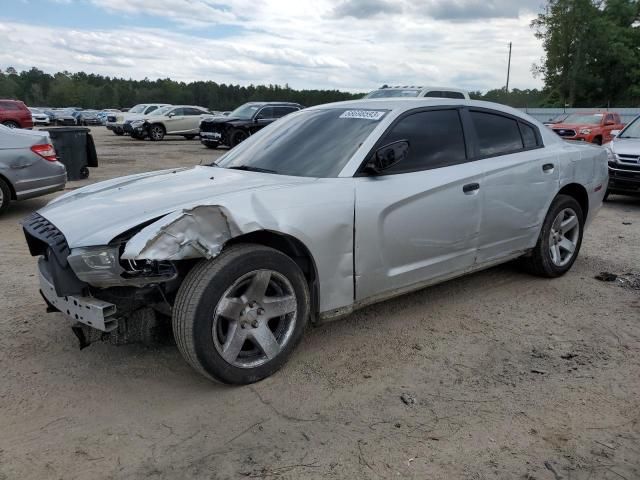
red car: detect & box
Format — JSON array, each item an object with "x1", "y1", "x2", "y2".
[
  {"x1": 551, "y1": 112, "x2": 624, "y2": 145},
  {"x1": 0, "y1": 99, "x2": 33, "y2": 129}
]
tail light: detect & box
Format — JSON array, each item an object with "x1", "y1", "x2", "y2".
[{"x1": 31, "y1": 144, "x2": 57, "y2": 162}]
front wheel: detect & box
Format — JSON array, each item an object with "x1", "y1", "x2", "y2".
[
  {"x1": 149, "y1": 124, "x2": 165, "y2": 141},
  {"x1": 230, "y1": 129, "x2": 248, "y2": 147},
  {"x1": 522, "y1": 194, "x2": 584, "y2": 277},
  {"x1": 2, "y1": 121, "x2": 19, "y2": 129},
  {"x1": 173, "y1": 244, "x2": 310, "y2": 384}
]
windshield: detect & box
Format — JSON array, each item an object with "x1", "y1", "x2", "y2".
[
  {"x1": 216, "y1": 108, "x2": 388, "y2": 177},
  {"x1": 564, "y1": 113, "x2": 603, "y2": 125},
  {"x1": 619, "y1": 116, "x2": 640, "y2": 138},
  {"x1": 365, "y1": 89, "x2": 421, "y2": 99},
  {"x1": 229, "y1": 103, "x2": 262, "y2": 119},
  {"x1": 149, "y1": 106, "x2": 172, "y2": 116},
  {"x1": 128, "y1": 105, "x2": 147, "y2": 114}
]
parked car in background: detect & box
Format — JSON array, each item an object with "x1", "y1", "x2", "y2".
[
  {"x1": 363, "y1": 85, "x2": 470, "y2": 100},
  {"x1": 52, "y1": 109, "x2": 77, "y2": 126},
  {"x1": 0, "y1": 125, "x2": 66, "y2": 214},
  {"x1": 125, "y1": 105, "x2": 211, "y2": 141},
  {"x1": 0, "y1": 100, "x2": 33, "y2": 129},
  {"x1": 75, "y1": 110, "x2": 102, "y2": 126},
  {"x1": 604, "y1": 115, "x2": 640, "y2": 199},
  {"x1": 29, "y1": 108, "x2": 50, "y2": 126},
  {"x1": 106, "y1": 104, "x2": 170, "y2": 135},
  {"x1": 550, "y1": 112, "x2": 624, "y2": 145},
  {"x1": 97, "y1": 109, "x2": 120, "y2": 125},
  {"x1": 22, "y1": 98, "x2": 606, "y2": 384},
  {"x1": 543, "y1": 113, "x2": 569, "y2": 126},
  {"x1": 199, "y1": 102, "x2": 303, "y2": 148}
]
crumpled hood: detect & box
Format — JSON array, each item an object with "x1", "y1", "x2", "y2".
[{"x1": 37, "y1": 166, "x2": 315, "y2": 247}]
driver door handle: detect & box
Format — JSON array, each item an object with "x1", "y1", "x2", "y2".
[
  {"x1": 543, "y1": 163, "x2": 555, "y2": 172},
  {"x1": 463, "y1": 183, "x2": 480, "y2": 194}
]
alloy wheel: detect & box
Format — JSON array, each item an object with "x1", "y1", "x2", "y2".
[
  {"x1": 212, "y1": 269, "x2": 298, "y2": 368},
  {"x1": 548, "y1": 207, "x2": 580, "y2": 267}
]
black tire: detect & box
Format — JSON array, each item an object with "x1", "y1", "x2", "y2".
[
  {"x1": 0, "y1": 177, "x2": 11, "y2": 214},
  {"x1": 522, "y1": 194, "x2": 584, "y2": 278},
  {"x1": 131, "y1": 132, "x2": 145, "y2": 140},
  {"x1": 79, "y1": 166, "x2": 90, "y2": 179},
  {"x1": 230, "y1": 129, "x2": 248, "y2": 148},
  {"x1": 203, "y1": 142, "x2": 219, "y2": 149},
  {"x1": 113, "y1": 130, "x2": 125, "y2": 136},
  {"x1": 183, "y1": 134, "x2": 196, "y2": 140},
  {"x1": 2, "y1": 121, "x2": 19, "y2": 129},
  {"x1": 149, "y1": 124, "x2": 165, "y2": 141},
  {"x1": 592, "y1": 136, "x2": 602, "y2": 146},
  {"x1": 173, "y1": 244, "x2": 310, "y2": 384}
]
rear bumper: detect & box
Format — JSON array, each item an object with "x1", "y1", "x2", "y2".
[{"x1": 39, "y1": 257, "x2": 118, "y2": 332}]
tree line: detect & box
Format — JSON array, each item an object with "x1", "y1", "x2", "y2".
[{"x1": 0, "y1": 67, "x2": 361, "y2": 110}]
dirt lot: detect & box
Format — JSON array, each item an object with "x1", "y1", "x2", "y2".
[{"x1": 0, "y1": 127, "x2": 639, "y2": 480}]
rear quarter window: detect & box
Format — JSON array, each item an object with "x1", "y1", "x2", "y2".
[{"x1": 470, "y1": 110, "x2": 524, "y2": 157}]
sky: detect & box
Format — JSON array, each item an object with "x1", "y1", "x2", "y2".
[{"x1": 0, "y1": 0, "x2": 546, "y2": 93}]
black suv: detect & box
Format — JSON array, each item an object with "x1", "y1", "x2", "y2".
[{"x1": 199, "y1": 102, "x2": 303, "y2": 149}]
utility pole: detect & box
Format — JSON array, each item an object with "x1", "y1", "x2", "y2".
[{"x1": 506, "y1": 42, "x2": 512, "y2": 93}]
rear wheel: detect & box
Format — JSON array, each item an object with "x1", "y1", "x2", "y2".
[
  {"x1": 204, "y1": 142, "x2": 219, "y2": 149},
  {"x1": 2, "y1": 121, "x2": 19, "y2": 129},
  {"x1": 149, "y1": 124, "x2": 165, "y2": 141},
  {"x1": 592, "y1": 136, "x2": 602, "y2": 145},
  {"x1": 173, "y1": 244, "x2": 310, "y2": 384},
  {"x1": 0, "y1": 177, "x2": 11, "y2": 214},
  {"x1": 522, "y1": 194, "x2": 584, "y2": 278}
]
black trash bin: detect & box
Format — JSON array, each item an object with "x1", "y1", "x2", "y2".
[{"x1": 41, "y1": 127, "x2": 98, "y2": 181}]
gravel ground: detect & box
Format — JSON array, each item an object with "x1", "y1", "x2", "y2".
[{"x1": 0, "y1": 127, "x2": 638, "y2": 480}]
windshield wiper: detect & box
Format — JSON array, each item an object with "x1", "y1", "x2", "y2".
[
  {"x1": 618, "y1": 136, "x2": 639, "y2": 139},
  {"x1": 227, "y1": 165, "x2": 277, "y2": 174}
]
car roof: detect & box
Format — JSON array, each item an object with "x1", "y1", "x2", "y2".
[
  {"x1": 308, "y1": 97, "x2": 514, "y2": 114},
  {"x1": 243, "y1": 102, "x2": 302, "y2": 107}
]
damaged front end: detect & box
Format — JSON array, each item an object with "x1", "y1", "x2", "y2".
[{"x1": 23, "y1": 212, "x2": 196, "y2": 348}]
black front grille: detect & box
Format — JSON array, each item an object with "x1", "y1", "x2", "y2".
[
  {"x1": 23, "y1": 213, "x2": 70, "y2": 264},
  {"x1": 23, "y1": 213, "x2": 87, "y2": 296},
  {"x1": 610, "y1": 161, "x2": 640, "y2": 173},
  {"x1": 107, "y1": 115, "x2": 116, "y2": 123},
  {"x1": 618, "y1": 154, "x2": 640, "y2": 165},
  {"x1": 200, "y1": 121, "x2": 220, "y2": 133},
  {"x1": 553, "y1": 129, "x2": 576, "y2": 137}
]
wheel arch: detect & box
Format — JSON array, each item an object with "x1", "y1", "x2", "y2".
[
  {"x1": 0, "y1": 173, "x2": 17, "y2": 200},
  {"x1": 557, "y1": 182, "x2": 589, "y2": 219},
  {"x1": 225, "y1": 230, "x2": 320, "y2": 324}
]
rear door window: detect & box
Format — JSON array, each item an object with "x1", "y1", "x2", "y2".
[
  {"x1": 470, "y1": 110, "x2": 524, "y2": 157},
  {"x1": 273, "y1": 107, "x2": 297, "y2": 118},
  {"x1": 519, "y1": 122, "x2": 539, "y2": 148},
  {"x1": 256, "y1": 107, "x2": 275, "y2": 119}
]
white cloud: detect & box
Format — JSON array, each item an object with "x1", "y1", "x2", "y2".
[{"x1": 1, "y1": 0, "x2": 545, "y2": 92}]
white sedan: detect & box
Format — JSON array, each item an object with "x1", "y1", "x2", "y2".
[{"x1": 23, "y1": 98, "x2": 607, "y2": 384}]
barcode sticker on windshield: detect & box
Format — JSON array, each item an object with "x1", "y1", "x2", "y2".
[{"x1": 340, "y1": 110, "x2": 386, "y2": 121}]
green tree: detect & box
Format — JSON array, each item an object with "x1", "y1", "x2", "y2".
[{"x1": 532, "y1": 0, "x2": 640, "y2": 107}]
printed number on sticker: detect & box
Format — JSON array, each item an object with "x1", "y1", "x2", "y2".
[{"x1": 339, "y1": 110, "x2": 386, "y2": 121}]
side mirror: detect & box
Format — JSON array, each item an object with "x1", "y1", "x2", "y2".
[
  {"x1": 168, "y1": 112, "x2": 175, "y2": 118},
  {"x1": 366, "y1": 140, "x2": 410, "y2": 174},
  {"x1": 610, "y1": 130, "x2": 621, "y2": 137},
  {"x1": 605, "y1": 120, "x2": 615, "y2": 126}
]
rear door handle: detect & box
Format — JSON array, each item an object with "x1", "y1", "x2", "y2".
[
  {"x1": 463, "y1": 183, "x2": 480, "y2": 194},
  {"x1": 543, "y1": 163, "x2": 555, "y2": 172}
]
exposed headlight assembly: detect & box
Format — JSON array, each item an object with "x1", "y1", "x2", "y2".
[
  {"x1": 579, "y1": 128, "x2": 592, "y2": 135},
  {"x1": 131, "y1": 120, "x2": 145, "y2": 127},
  {"x1": 68, "y1": 246, "x2": 176, "y2": 288}
]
